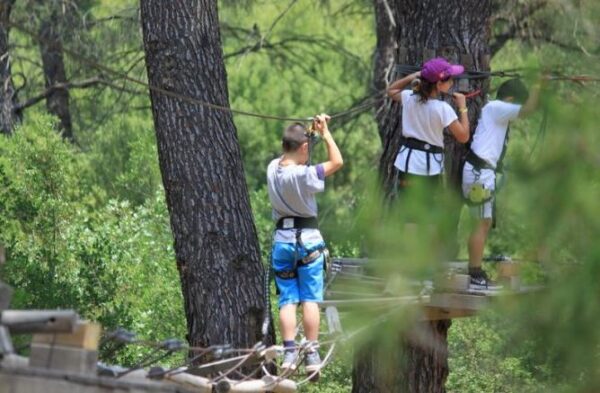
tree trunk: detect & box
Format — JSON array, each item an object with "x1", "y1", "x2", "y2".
[
  {"x1": 140, "y1": 0, "x2": 272, "y2": 357},
  {"x1": 38, "y1": 2, "x2": 73, "y2": 141},
  {"x1": 353, "y1": 320, "x2": 452, "y2": 393},
  {"x1": 0, "y1": 0, "x2": 19, "y2": 134},
  {"x1": 353, "y1": 0, "x2": 493, "y2": 391}
]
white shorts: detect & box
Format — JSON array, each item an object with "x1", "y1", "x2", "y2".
[{"x1": 462, "y1": 162, "x2": 496, "y2": 219}]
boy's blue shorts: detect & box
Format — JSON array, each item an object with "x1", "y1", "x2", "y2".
[{"x1": 272, "y1": 241, "x2": 325, "y2": 308}]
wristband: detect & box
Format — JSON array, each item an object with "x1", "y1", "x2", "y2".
[{"x1": 459, "y1": 107, "x2": 468, "y2": 114}]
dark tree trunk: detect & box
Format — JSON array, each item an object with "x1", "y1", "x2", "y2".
[
  {"x1": 38, "y1": 3, "x2": 73, "y2": 140},
  {"x1": 353, "y1": 0, "x2": 493, "y2": 391},
  {"x1": 353, "y1": 320, "x2": 452, "y2": 393},
  {"x1": 140, "y1": 0, "x2": 272, "y2": 355},
  {"x1": 0, "y1": 0, "x2": 19, "y2": 134}
]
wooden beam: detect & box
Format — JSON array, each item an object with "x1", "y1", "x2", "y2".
[
  {"x1": 32, "y1": 321, "x2": 101, "y2": 350},
  {"x1": 187, "y1": 354, "x2": 261, "y2": 377},
  {"x1": 428, "y1": 293, "x2": 490, "y2": 311},
  {"x1": 2, "y1": 310, "x2": 78, "y2": 334},
  {"x1": 29, "y1": 343, "x2": 97, "y2": 374}
]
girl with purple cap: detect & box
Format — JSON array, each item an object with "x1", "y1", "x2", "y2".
[{"x1": 387, "y1": 57, "x2": 470, "y2": 201}]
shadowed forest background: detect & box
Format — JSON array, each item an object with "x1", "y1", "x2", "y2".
[{"x1": 0, "y1": 0, "x2": 599, "y2": 392}]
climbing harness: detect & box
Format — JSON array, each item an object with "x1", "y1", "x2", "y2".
[
  {"x1": 398, "y1": 137, "x2": 445, "y2": 176},
  {"x1": 273, "y1": 216, "x2": 327, "y2": 281}
]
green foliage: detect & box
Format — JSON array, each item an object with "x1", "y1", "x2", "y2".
[
  {"x1": 83, "y1": 115, "x2": 161, "y2": 205},
  {"x1": 0, "y1": 115, "x2": 184, "y2": 365},
  {"x1": 2, "y1": 0, "x2": 600, "y2": 391}
]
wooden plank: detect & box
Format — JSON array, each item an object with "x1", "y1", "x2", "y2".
[
  {"x1": 428, "y1": 293, "x2": 490, "y2": 311},
  {"x1": 29, "y1": 343, "x2": 97, "y2": 374},
  {"x1": 0, "y1": 366, "x2": 191, "y2": 392},
  {"x1": 32, "y1": 321, "x2": 102, "y2": 350},
  {"x1": 2, "y1": 310, "x2": 78, "y2": 334},
  {"x1": 435, "y1": 274, "x2": 469, "y2": 291}
]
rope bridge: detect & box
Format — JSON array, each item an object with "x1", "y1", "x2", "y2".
[{"x1": 1, "y1": 256, "x2": 542, "y2": 392}]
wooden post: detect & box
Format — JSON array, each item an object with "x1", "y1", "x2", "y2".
[
  {"x1": 29, "y1": 322, "x2": 101, "y2": 374},
  {"x1": 32, "y1": 321, "x2": 101, "y2": 350}
]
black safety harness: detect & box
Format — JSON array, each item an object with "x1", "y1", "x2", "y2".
[
  {"x1": 273, "y1": 216, "x2": 328, "y2": 280},
  {"x1": 463, "y1": 125, "x2": 511, "y2": 205},
  {"x1": 461, "y1": 126, "x2": 512, "y2": 227},
  {"x1": 399, "y1": 137, "x2": 445, "y2": 175}
]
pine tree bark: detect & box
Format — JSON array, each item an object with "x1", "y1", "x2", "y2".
[
  {"x1": 140, "y1": 0, "x2": 272, "y2": 356},
  {"x1": 0, "y1": 0, "x2": 19, "y2": 134},
  {"x1": 38, "y1": 1, "x2": 73, "y2": 140},
  {"x1": 353, "y1": 1, "x2": 493, "y2": 391}
]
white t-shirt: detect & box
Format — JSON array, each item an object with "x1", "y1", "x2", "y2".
[
  {"x1": 266, "y1": 158, "x2": 325, "y2": 243},
  {"x1": 394, "y1": 90, "x2": 457, "y2": 175},
  {"x1": 470, "y1": 100, "x2": 521, "y2": 169}
]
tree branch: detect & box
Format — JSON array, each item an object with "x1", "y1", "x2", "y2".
[
  {"x1": 16, "y1": 76, "x2": 145, "y2": 111},
  {"x1": 490, "y1": 0, "x2": 548, "y2": 56}
]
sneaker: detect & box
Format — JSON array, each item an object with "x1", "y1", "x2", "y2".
[
  {"x1": 469, "y1": 270, "x2": 503, "y2": 291},
  {"x1": 281, "y1": 350, "x2": 299, "y2": 371},
  {"x1": 304, "y1": 350, "x2": 322, "y2": 374}
]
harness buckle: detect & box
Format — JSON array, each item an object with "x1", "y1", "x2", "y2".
[{"x1": 282, "y1": 218, "x2": 294, "y2": 229}]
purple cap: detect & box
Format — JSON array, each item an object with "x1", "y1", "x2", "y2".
[{"x1": 421, "y1": 58, "x2": 464, "y2": 83}]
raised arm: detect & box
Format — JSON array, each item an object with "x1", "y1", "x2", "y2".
[
  {"x1": 519, "y1": 77, "x2": 547, "y2": 118},
  {"x1": 447, "y1": 92, "x2": 470, "y2": 143},
  {"x1": 387, "y1": 71, "x2": 421, "y2": 102},
  {"x1": 313, "y1": 114, "x2": 343, "y2": 177}
]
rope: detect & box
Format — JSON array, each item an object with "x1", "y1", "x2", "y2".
[
  {"x1": 395, "y1": 64, "x2": 523, "y2": 80},
  {"x1": 397, "y1": 64, "x2": 600, "y2": 84},
  {"x1": 9, "y1": 20, "x2": 383, "y2": 125}
]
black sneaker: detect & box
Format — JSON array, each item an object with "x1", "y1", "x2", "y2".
[{"x1": 469, "y1": 270, "x2": 503, "y2": 291}]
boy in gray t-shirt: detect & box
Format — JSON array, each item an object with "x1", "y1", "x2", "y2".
[{"x1": 267, "y1": 114, "x2": 343, "y2": 375}]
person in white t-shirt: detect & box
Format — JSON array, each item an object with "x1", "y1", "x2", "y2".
[
  {"x1": 387, "y1": 58, "x2": 470, "y2": 206},
  {"x1": 266, "y1": 114, "x2": 343, "y2": 376},
  {"x1": 462, "y1": 78, "x2": 544, "y2": 289}
]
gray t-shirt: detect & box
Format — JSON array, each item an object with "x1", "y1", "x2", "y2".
[{"x1": 266, "y1": 158, "x2": 325, "y2": 243}]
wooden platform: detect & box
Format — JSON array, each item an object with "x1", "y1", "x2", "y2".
[{"x1": 323, "y1": 258, "x2": 543, "y2": 322}]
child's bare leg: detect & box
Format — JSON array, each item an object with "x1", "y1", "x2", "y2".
[
  {"x1": 301, "y1": 302, "x2": 320, "y2": 342},
  {"x1": 279, "y1": 304, "x2": 298, "y2": 341},
  {"x1": 468, "y1": 218, "x2": 492, "y2": 269}
]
